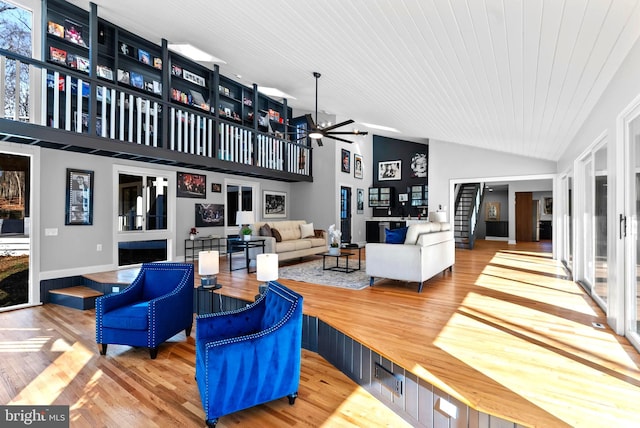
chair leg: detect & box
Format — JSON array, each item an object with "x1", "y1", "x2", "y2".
[
  {"x1": 149, "y1": 347, "x2": 158, "y2": 359},
  {"x1": 205, "y1": 418, "x2": 218, "y2": 427},
  {"x1": 99, "y1": 344, "x2": 107, "y2": 355},
  {"x1": 287, "y1": 392, "x2": 298, "y2": 405},
  {"x1": 185, "y1": 324, "x2": 192, "y2": 337}
]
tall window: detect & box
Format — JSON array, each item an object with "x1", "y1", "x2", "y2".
[{"x1": 0, "y1": 1, "x2": 32, "y2": 121}]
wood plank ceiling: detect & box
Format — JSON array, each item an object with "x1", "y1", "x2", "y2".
[{"x1": 70, "y1": 0, "x2": 640, "y2": 160}]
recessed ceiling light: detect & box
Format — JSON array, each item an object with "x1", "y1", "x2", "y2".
[
  {"x1": 257, "y1": 87, "x2": 296, "y2": 99},
  {"x1": 168, "y1": 43, "x2": 226, "y2": 64},
  {"x1": 361, "y1": 123, "x2": 401, "y2": 133}
]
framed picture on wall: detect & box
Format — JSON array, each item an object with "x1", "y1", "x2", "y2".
[
  {"x1": 211, "y1": 183, "x2": 222, "y2": 193},
  {"x1": 354, "y1": 154, "x2": 363, "y2": 179},
  {"x1": 410, "y1": 152, "x2": 427, "y2": 178},
  {"x1": 177, "y1": 171, "x2": 206, "y2": 198},
  {"x1": 263, "y1": 190, "x2": 286, "y2": 218},
  {"x1": 65, "y1": 168, "x2": 94, "y2": 225},
  {"x1": 195, "y1": 203, "x2": 224, "y2": 227},
  {"x1": 357, "y1": 188, "x2": 364, "y2": 213},
  {"x1": 378, "y1": 160, "x2": 401, "y2": 181},
  {"x1": 341, "y1": 149, "x2": 350, "y2": 173},
  {"x1": 485, "y1": 201, "x2": 500, "y2": 221},
  {"x1": 544, "y1": 197, "x2": 553, "y2": 214}
]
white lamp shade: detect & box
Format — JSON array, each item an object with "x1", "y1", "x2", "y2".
[
  {"x1": 198, "y1": 250, "x2": 219, "y2": 276},
  {"x1": 429, "y1": 211, "x2": 447, "y2": 223},
  {"x1": 236, "y1": 210, "x2": 255, "y2": 226},
  {"x1": 256, "y1": 253, "x2": 278, "y2": 281}
]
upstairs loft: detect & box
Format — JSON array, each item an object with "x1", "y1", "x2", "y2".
[{"x1": 0, "y1": 45, "x2": 313, "y2": 182}]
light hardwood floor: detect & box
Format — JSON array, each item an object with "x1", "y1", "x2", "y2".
[{"x1": 2, "y1": 240, "x2": 640, "y2": 427}]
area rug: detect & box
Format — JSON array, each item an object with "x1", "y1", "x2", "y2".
[{"x1": 278, "y1": 258, "x2": 377, "y2": 290}]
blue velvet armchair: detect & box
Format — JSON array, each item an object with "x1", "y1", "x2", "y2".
[
  {"x1": 195, "y1": 281, "x2": 303, "y2": 427},
  {"x1": 96, "y1": 263, "x2": 194, "y2": 359}
]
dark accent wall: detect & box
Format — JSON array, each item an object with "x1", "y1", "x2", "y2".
[{"x1": 372, "y1": 135, "x2": 429, "y2": 218}]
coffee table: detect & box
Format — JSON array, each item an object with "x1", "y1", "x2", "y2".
[{"x1": 321, "y1": 251, "x2": 356, "y2": 273}]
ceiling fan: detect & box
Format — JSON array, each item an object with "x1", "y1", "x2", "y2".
[{"x1": 298, "y1": 72, "x2": 368, "y2": 146}]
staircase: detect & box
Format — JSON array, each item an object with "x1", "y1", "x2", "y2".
[
  {"x1": 49, "y1": 286, "x2": 103, "y2": 310},
  {"x1": 454, "y1": 183, "x2": 483, "y2": 249}
]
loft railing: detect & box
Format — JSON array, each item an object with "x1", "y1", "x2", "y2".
[{"x1": 0, "y1": 49, "x2": 311, "y2": 178}]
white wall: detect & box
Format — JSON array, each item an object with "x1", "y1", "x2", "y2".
[{"x1": 428, "y1": 140, "x2": 557, "y2": 221}]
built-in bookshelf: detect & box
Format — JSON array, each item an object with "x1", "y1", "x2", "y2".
[{"x1": 45, "y1": 0, "x2": 292, "y2": 137}]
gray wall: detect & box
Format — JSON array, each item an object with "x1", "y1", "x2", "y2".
[{"x1": 477, "y1": 189, "x2": 508, "y2": 238}]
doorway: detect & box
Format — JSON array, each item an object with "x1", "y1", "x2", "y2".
[
  {"x1": 340, "y1": 186, "x2": 351, "y2": 243},
  {"x1": 515, "y1": 192, "x2": 533, "y2": 242},
  {"x1": 0, "y1": 153, "x2": 31, "y2": 309}
]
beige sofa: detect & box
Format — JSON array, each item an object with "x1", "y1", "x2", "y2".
[
  {"x1": 366, "y1": 222, "x2": 455, "y2": 292},
  {"x1": 248, "y1": 220, "x2": 328, "y2": 262}
]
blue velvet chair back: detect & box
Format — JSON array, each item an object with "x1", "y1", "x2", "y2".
[{"x1": 195, "y1": 281, "x2": 303, "y2": 426}]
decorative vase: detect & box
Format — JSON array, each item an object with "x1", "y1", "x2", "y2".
[
  {"x1": 189, "y1": 234, "x2": 195, "y2": 240},
  {"x1": 329, "y1": 246, "x2": 340, "y2": 256}
]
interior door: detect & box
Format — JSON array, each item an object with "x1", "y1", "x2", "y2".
[{"x1": 515, "y1": 192, "x2": 533, "y2": 242}]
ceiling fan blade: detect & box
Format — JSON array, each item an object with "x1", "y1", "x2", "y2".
[
  {"x1": 327, "y1": 131, "x2": 369, "y2": 136},
  {"x1": 325, "y1": 135, "x2": 354, "y2": 144},
  {"x1": 316, "y1": 138, "x2": 323, "y2": 147},
  {"x1": 321, "y1": 119, "x2": 354, "y2": 132}
]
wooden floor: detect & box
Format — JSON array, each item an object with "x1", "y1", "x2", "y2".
[{"x1": 2, "y1": 240, "x2": 640, "y2": 427}]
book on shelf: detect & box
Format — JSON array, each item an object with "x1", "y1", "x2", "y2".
[
  {"x1": 144, "y1": 81, "x2": 153, "y2": 92},
  {"x1": 138, "y1": 49, "x2": 151, "y2": 65},
  {"x1": 171, "y1": 64, "x2": 182, "y2": 78},
  {"x1": 153, "y1": 57, "x2": 162, "y2": 70},
  {"x1": 183, "y1": 69, "x2": 206, "y2": 87},
  {"x1": 49, "y1": 46, "x2": 67, "y2": 65},
  {"x1": 97, "y1": 65, "x2": 114, "y2": 80},
  {"x1": 47, "y1": 21, "x2": 64, "y2": 38},
  {"x1": 153, "y1": 80, "x2": 162, "y2": 95},
  {"x1": 130, "y1": 71, "x2": 144, "y2": 89},
  {"x1": 119, "y1": 41, "x2": 137, "y2": 58},
  {"x1": 64, "y1": 19, "x2": 86, "y2": 47},
  {"x1": 76, "y1": 56, "x2": 89, "y2": 73},
  {"x1": 117, "y1": 69, "x2": 130, "y2": 85},
  {"x1": 66, "y1": 54, "x2": 77, "y2": 69}
]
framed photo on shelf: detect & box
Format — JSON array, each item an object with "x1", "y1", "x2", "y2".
[
  {"x1": 341, "y1": 149, "x2": 350, "y2": 173},
  {"x1": 356, "y1": 188, "x2": 364, "y2": 214},
  {"x1": 183, "y1": 69, "x2": 206, "y2": 87},
  {"x1": 263, "y1": 190, "x2": 286, "y2": 218},
  {"x1": 171, "y1": 64, "x2": 182, "y2": 77},
  {"x1": 130, "y1": 71, "x2": 144, "y2": 89},
  {"x1": 76, "y1": 56, "x2": 90, "y2": 73},
  {"x1": 153, "y1": 57, "x2": 162, "y2": 70},
  {"x1": 64, "y1": 19, "x2": 86, "y2": 47},
  {"x1": 195, "y1": 203, "x2": 224, "y2": 227},
  {"x1": 211, "y1": 183, "x2": 222, "y2": 193},
  {"x1": 354, "y1": 154, "x2": 363, "y2": 179},
  {"x1": 49, "y1": 46, "x2": 67, "y2": 65},
  {"x1": 177, "y1": 171, "x2": 206, "y2": 198},
  {"x1": 137, "y1": 48, "x2": 151, "y2": 65},
  {"x1": 65, "y1": 168, "x2": 94, "y2": 225},
  {"x1": 47, "y1": 21, "x2": 64, "y2": 38},
  {"x1": 96, "y1": 65, "x2": 113, "y2": 80},
  {"x1": 117, "y1": 69, "x2": 130, "y2": 85},
  {"x1": 378, "y1": 160, "x2": 402, "y2": 181}
]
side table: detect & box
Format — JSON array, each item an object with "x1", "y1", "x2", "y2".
[
  {"x1": 227, "y1": 238, "x2": 266, "y2": 273},
  {"x1": 196, "y1": 283, "x2": 223, "y2": 314},
  {"x1": 185, "y1": 236, "x2": 225, "y2": 263}
]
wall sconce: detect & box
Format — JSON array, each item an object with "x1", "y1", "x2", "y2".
[
  {"x1": 199, "y1": 250, "x2": 220, "y2": 289},
  {"x1": 236, "y1": 210, "x2": 255, "y2": 240},
  {"x1": 256, "y1": 253, "x2": 278, "y2": 294}
]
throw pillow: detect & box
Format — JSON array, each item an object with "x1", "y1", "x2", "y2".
[
  {"x1": 300, "y1": 222, "x2": 314, "y2": 238},
  {"x1": 271, "y1": 228, "x2": 283, "y2": 242},
  {"x1": 385, "y1": 227, "x2": 408, "y2": 244},
  {"x1": 259, "y1": 223, "x2": 272, "y2": 237}
]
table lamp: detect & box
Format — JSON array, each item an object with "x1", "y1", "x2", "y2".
[
  {"x1": 256, "y1": 253, "x2": 278, "y2": 294},
  {"x1": 236, "y1": 210, "x2": 255, "y2": 240},
  {"x1": 199, "y1": 250, "x2": 219, "y2": 288}
]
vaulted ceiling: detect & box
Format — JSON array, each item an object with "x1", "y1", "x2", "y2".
[{"x1": 68, "y1": 0, "x2": 640, "y2": 161}]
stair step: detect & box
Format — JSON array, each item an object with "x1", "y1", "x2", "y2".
[{"x1": 49, "y1": 286, "x2": 103, "y2": 310}]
